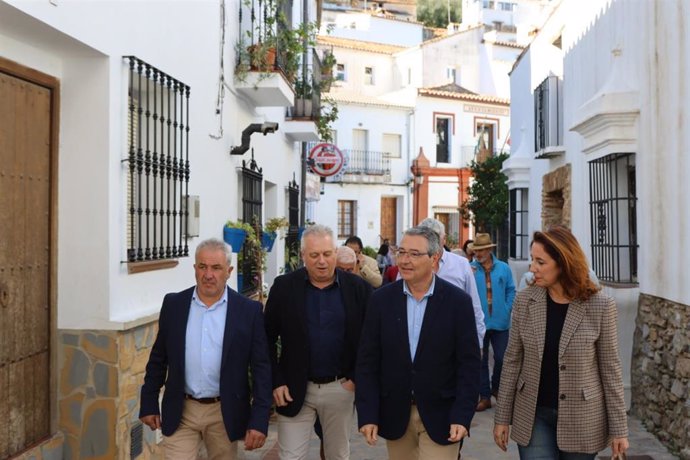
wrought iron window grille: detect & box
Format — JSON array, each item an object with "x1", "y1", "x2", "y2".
[
  {"x1": 241, "y1": 150, "x2": 263, "y2": 294},
  {"x1": 509, "y1": 188, "x2": 529, "y2": 260},
  {"x1": 534, "y1": 75, "x2": 563, "y2": 154},
  {"x1": 124, "y1": 56, "x2": 190, "y2": 264},
  {"x1": 588, "y1": 152, "x2": 638, "y2": 284}
]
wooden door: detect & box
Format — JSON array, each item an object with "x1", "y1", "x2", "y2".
[
  {"x1": 380, "y1": 197, "x2": 397, "y2": 245},
  {"x1": 0, "y1": 68, "x2": 52, "y2": 457}
]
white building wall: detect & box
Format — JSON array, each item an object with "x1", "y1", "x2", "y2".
[
  {"x1": 329, "y1": 47, "x2": 397, "y2": 96},
  {"x1": 321, "y1": 10, "x2": 423, "y2": 47},
  {"x1": 2, "y1": 0, "x2": 304, "y2": 328}
]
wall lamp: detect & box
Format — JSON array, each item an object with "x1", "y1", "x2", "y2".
[{"x1": 230, "y1": 122, "x2": 279, "y2": 155}]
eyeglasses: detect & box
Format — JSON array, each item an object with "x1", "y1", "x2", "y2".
[{"x1": 395, "y1": 249, "x2": 428, "y2": 259}]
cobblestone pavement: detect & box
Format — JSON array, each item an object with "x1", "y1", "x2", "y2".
[{"x1": 237, "y1": 403, "x2": 679, "y2": 459}]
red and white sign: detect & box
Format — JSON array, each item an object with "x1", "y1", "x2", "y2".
[{"x1": 308, "y1": 143, "x2": 344, "y2": 177}]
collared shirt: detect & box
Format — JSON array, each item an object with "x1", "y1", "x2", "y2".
[
  {"x1": 184, "y1": 287, "x2": 228, "y2": 398},
  {"x1": 305, "y1": 273, "x2": 345, "y2": 378},
  {"x1": 437, "y1": 250, "x2": 486, "y2": 345},
  {"x1": 403, "y1": 276, "x2": 436, "y2": 361}
]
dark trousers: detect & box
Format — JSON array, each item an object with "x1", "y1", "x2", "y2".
[{"x1": 480, "y1": 329, "x2": 509, "y2": 399}]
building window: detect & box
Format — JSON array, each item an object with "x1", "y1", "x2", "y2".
[
  {"x1": 240, "y1": 156, "x2": 263, "y2": 294},
  {"x1": 407, "y1": 67, "x2": 412, "y2": 85},
  {"x1": 336, "y1": 63, "x2": 346, "y2": 81},
  {"x1": 509, "y1": 188, "x2": 528, "y2": 260},
  {"x1": 436, "y1": 117, "x2": 451, "y2": 163},
  {"x1": 382, "y1": 133, "x2": 402, "y2": 158},
  {"x1": 534, "y1": 75, "x2": 563, "y2": 152},
  {"x1": 125, "y1": 56, "x2": 190, "y2": 263},
  {"x1": 284, "y1": 178, "x2": 300, "y2": 273},
  {"x1": 364, "y1": 66, "x2": 375, "y2": 85},
  {"x1": 338, "y1": 200, "x2": 357, "y2": 238},
  {"x1": 589, "y1": 152, "x2": 637, "y2": 284},
  {"x1": 446, "y1": 67, "x2": 456, "y2": 83}
]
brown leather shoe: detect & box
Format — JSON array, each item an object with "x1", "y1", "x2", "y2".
[{"x1": 476, "y1": 398, "x2": 492, "y2": 412}]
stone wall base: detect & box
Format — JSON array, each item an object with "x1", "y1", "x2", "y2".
[
  {"x1": 631, "y1": 293, "x2": 690, "y2": 459},
  {"x1": 58, "y1": 321, "x2": 162, "y2": 459}
]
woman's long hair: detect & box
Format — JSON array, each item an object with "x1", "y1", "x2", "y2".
[{"x1": 531, "y1": 226, "x2": 600, "y2": 301}]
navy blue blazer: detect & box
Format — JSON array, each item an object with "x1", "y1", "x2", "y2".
[
  {"x1": 355, "y1": 277, "x2": 481, "y2": 445},
  {"x1": 139, "y1": 286, "x2": 272, "y2": 440},
  {"x1": 264, "y1": 267, "x2": 372, "y2": 417}
]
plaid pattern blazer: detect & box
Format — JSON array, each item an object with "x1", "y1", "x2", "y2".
[{"x1": 494, "y1": 286, "x2": 628, "y2": 453}]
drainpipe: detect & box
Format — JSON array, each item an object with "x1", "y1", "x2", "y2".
[
  {"x1": 406, "y1": 110, "x2": 414, "y2": 231},
  {"x1": 299, "y1": 0, "x2": 309, "y2": 227}
]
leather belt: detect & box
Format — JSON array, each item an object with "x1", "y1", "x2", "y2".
[
  {"x1": 309, "y1": 375, "x2": 344, "y2": 384},
  {"x1": 185, "y1": 394, "x2": 220, "y2": 404}
]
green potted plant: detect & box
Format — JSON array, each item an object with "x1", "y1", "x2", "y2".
[
  {"x1": 320, "y1": 50, "x2": 336, "y2": 92},
  {"x1": 224, "y1": 220, "x2": 254, "y2": 253},
  {"x1": 262, "y1": 217, "x2": 289, "y2": 251}
]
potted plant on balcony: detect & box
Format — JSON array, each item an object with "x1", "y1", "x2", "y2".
[
  {"x1": 262, "y1": 216, "x2": 289, "y2": 252},
  {"x1": 294, "y1": 79, "x2": 314, "y2": 117},
  {"x1": 223, "y1": 220, "x2": 254, "y2": 253},
  {"x1": 320, "y1": 50, "x2": 336, "y2": 92}
]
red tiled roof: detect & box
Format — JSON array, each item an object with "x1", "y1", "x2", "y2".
[
  {"x1": 317, "y1": 35, "x2": 408, "y2": 54},
  {"x1": 418, "y1": 87, "x2": 510, "y2": 105}
]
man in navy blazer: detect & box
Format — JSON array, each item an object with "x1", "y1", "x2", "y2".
[
  {"x1": 356, "y1": 226, "x2": 481, "y2": 460},
  {"x1": 139, "y1": 238, "x2": 272, "y2": 459}
]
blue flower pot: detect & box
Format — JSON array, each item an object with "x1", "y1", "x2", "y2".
[
  {"x1": 297, "y1": 226, "x2": 305, "y2": 241},
  {"x1": 261, "y1": 231, "x2": 277, "y2": 252},
  {"x1": 223, "y1": 227, "x2": 246, "y2": 253}
]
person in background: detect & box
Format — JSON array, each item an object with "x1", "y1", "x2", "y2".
[
  {"x1": 139, "y1": 238, "x2": 271, "y2": 459},
  {"x1": 470, "y1": 233, "x2": 516, "y2": 412},
  {"x1": 264, "y1": 225, "x2": 372, "y2": 460},
  {"x1": 519, "y1": 267, "x2": 600, "y2": 291},
  {"x1": 376, "y1": 244, "x2": 390, "y2": 274},
  {"x1": 494, "y1": 226, "x2": 629, "y2": 459},
  {"x1": 336, "y1": 246, "x2": 359, "y2": 274},
  {"x1": 345, "y1": 236, "x2": 383, "y2": 288},
  {"x1": 356, "y1": 226, "x2": 480, "y2": 460},
  {"x1": 462, "y1": 239, "x2": 474, "y2": 261}
]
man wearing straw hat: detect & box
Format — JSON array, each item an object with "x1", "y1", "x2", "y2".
[{"x1": 470, "y1": 233, "x2": 515, "y2": 412}]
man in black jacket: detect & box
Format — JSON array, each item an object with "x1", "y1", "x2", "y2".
[{"x1": 265, "y1": 224, "x2": 372, "y2": 460}]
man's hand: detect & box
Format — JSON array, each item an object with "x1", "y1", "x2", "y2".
[
  {"x1": 494, "y1": 423, "x2": 510, "y2": 451},
  {"x1": 140, "y1": 414, "x2": 161, "y2": 431},
  {"x1": 448, "y1": 424, "x2": 467, "y2": 442},
  {"x1": 359, "y1": 424, "x2": 378, "y2": 446},
  {"x1": 244, "y1": 429, "x2": 266, "y2": 450},
  {"x1": 273, "y1": 385, "x2": 293, "y2": 407},
  {"x1": 340, "y1": 379, "x2": 355, "y2": 392},
  {"x1": 611, "y1": 437, "x2": 629, "y2": 457}
]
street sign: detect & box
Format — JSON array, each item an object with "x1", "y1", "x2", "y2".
[{"x1": 308, "y1": 143, "x2": 345, "y2": 177}]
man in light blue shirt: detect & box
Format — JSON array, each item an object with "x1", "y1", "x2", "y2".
[
  {"x1": 140, "y1": 238, "x2": 272, "y2": 459},
  {"x1": 418, "y1": 218, "x2": 485, "y2": 345}
]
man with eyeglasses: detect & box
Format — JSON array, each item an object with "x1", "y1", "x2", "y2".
[
  {"x1": 264, "y1": 225, "x2": 372, "y2": 460},
  {"x1": 356, "y1": 226, "x2": 480, "y2": 460}
]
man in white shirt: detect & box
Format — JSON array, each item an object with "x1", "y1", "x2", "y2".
[{"x1": 418, "y1": 218, "x2": 485, "y2": 345}]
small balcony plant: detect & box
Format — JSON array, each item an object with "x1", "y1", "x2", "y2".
[
  {"x1": 223, "y1": 220, "x2": 255, "y2": 253},
  {"x1": 262, "y1": 217, "x2": 289, "y2": 251}
]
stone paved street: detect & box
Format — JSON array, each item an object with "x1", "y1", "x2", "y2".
[{"x1": 237, "y1": 403, "x2": 679, "y2": 460}]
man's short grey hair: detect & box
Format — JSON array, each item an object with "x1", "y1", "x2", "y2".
[
  {"x1": 195, "y1": 238, "x2": 232, "y2": 266},
  {"x1": 403, "y1": 226, "x2": 442, "y2": 256},
  {"x1": 336, "y1": 246, "x2": 357, "y2": 265},
  {"x1": 300, "y1": 224, "x2": 336, "y2": 251},
  {"x1": 419, "y1": 217, "x2": 445, "y2": 238}
]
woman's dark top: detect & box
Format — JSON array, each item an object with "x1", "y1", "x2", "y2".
[{"x1": 537, "y1": 294, "x2": 570, "y2": 409}]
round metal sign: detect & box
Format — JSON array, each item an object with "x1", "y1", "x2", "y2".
[{"x1": 308, "y1": 143, "x2": 345, "y2": 177}]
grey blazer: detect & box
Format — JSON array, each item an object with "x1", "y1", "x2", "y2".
[{"x1": 494, "y1": 286, "x2": 628, "y2": 453}]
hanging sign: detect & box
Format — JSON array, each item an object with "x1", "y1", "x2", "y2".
[{"x1": 308, "y1": 143, "x2": 345, "y2": 177}]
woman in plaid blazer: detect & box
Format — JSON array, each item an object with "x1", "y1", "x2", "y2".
[{"x1": 493, "y1": 226, "x2": 629, "y2": 459}]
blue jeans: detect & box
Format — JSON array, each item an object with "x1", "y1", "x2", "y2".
[
  {"x1": 480, "y1": 329, "x2": 509, "y2": 399},
  {"x1": 518, "y1": 406, "x2": 596, "y2": 460}
]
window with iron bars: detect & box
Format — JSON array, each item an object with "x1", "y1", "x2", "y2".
[
  {"x1": 534, "y1": 75, "x2": 563, "y2": 152},
  {"x1": 509, "y1": 188, "x2": 529, "y2": 260},
  {"x1": 284, "y1": 178, "x2": 301, "y2": 273},
  {"x1": 589, "y1": 152, "x2": 638, "y2": 284},
  {"x1": 241, "y1": 155, "x2": 263, "y2": 295},
  {"x1": 125, "y1": 56, "x2": 190, "y2": 264}
]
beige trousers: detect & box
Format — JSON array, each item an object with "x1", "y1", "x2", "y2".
[
  {"x1": 277, "y1": 380, "x2": 355, "y2": 460},
  {"x1": 386, "y1": 405, "x2": 460, "y2": 460},
  {"x1": 163, "y1": 399, "x2": 238, "y2": 460}
]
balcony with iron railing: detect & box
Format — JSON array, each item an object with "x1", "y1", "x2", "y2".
[
  {"x1": 326, "y1": 149, "x2": 392, "y2": 184},
  {"x1": 234, "y1": 0, "x2": 301, "y2": 106},
  {"x1": 283, "y1": 48, "x2": 321, "y2": 141}
]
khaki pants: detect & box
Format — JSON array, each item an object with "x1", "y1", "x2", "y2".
[
  {"x1": 386, "y1": 405, "x2": 460, "y2": 460},
  {"x1": 163, "y1": 399, "x2": 237, "y2": 460},
  {"x1": 277, "y1": 380, "x2": 355, "y2": 460}
]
